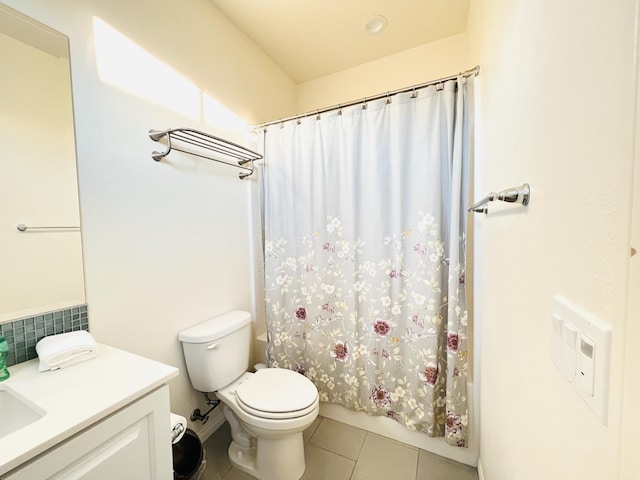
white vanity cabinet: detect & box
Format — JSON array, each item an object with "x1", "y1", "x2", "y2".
[
  {"x1": 4, "y1": 385, "x2": 172, "y2": 480},
  {"x1": 0, "y1": 345, "x2": 178, "y2": 479}
]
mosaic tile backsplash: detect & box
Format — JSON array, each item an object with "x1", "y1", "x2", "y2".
[{"x1": 0, "y1": 305, "x2": 89, "y2": 367}]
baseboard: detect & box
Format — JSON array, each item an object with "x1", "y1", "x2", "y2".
[{"x1": 477, "y1": 458, "x2": 485, "y2": 480}]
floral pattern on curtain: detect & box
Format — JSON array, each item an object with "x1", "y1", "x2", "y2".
[{"x1": 261, "y1": 77, "x2": 472, "y2": 447}]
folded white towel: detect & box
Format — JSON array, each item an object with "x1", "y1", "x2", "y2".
[{"x1": 36, "y1": 331, "x2": 99, "y2": 372}]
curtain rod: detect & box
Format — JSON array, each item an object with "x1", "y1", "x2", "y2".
[{"x1": 253, "y1": 65, "x2": 479, "y2": 130}]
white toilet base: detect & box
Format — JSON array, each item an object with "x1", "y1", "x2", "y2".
[
  {"x1": 223, "y1": 405, "x2": 252, "y2": 449},
  {"x1": 228, "y1": 431, "x2": 306, "y2": 480}
]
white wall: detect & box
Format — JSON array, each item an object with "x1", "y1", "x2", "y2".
[
  {"x1": 467, "y1": 1, "x2": 636, "y2": 479},
  {"x1": 296, "y1": 32, "x2": 470, "y2": 114},
  {"x1": 0, "y1": 0, "x2": 296, "y2": 436},
  {"x1": 621, "y1": 30, "x2": 640, "y2": 477}
]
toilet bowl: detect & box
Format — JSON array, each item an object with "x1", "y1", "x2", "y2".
[
  {"x1": 178, "y1": 311, "x2": 319, "y2": 480},
  {"x1": 217, "y1": 369, "x2": 319, "y2": 479}
]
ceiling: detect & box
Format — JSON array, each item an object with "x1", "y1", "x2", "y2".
[{"x1": 209, "y1": 0, "x2": 470, "y2": 84}]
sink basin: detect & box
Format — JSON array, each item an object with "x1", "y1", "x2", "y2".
[{"x1": 0, "y1": 386, "x2": 45, "y2": 437}]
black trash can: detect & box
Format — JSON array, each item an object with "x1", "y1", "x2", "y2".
[{"x1": 172, "y1": 428, "x2": 206, "y2": 480}]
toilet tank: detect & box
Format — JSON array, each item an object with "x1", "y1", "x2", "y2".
[{"x1": 178, "y1": 311, "x2": 252, "y2": 392}]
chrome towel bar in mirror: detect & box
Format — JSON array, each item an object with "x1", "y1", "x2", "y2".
[
  {"x1": 17, "y1": 224, "x2": 80, "y2": 232},
  {"x1": 468, "y1": 183, "x2": 530, "y2": 214}
]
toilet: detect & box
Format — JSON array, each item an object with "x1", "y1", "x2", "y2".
[{"x1": 178, "y1": 311, "x2": 319, "y2": 480}]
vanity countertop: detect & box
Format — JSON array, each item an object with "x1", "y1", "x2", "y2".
[{"x1": 0, "y1": 344, "x2": 178, "y2": 476}]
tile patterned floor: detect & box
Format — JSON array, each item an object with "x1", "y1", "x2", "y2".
[{"x1": 202, "y1": 416, "x2": 479, "y2": 480}]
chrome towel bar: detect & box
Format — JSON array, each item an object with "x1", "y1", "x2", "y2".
[
  {"x1": 149, "y1": 128, "x2": 263, "y2": 179},
  {"x1": 468, "y1": 183, "x2": 530, "y2": 214},
  {"x1": 17, "y1": 224, "x2": 80, "y2": 232}
]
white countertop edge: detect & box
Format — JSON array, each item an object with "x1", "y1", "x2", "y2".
[{"x1": 0, "y1": 344, "x2": 178, "y2": 476}]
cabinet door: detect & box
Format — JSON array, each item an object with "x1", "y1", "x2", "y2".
[{"x1": 5, "y1": 386, "x2": 172, "y2": 480}]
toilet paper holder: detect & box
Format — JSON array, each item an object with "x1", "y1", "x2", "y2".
[
  {"x1": 172, "y1": 422, "x2": 185, "y2": 443},
  {"x1": 170, "y1": 412, "x2": 188, "y2": 444}
]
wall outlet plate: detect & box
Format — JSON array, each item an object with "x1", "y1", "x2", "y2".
[{"x1": 552, "y1": 295, "x2": 612, "y2": 425}]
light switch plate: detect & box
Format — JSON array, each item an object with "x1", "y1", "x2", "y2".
[
  {"x1": 552, "y1": 295, "x2": 612, "y2": 425},
  {"x1": 550, "y1": 313, "x2": 563, "y2": 367},
  {"x1": 561, "y1": 321, "x2": 578, "y2": 377}
]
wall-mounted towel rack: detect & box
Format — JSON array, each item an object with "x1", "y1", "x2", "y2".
[
  {"x1": 17, "y1": 224, "x2": 80, "y2": 232},
  {"x1": 468, "y1": 183, "x2": 530, "y2": 214},
  {"x1": 149, "y1": 128, "x2": 263, "y2": 179}
]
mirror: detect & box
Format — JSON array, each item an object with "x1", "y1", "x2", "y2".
[{"x1": 0, "y1": 4, "x2": 85, "y2": 323}]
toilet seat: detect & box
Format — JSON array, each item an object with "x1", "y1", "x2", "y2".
[
  {"x1": 235, "y1": 368, "x2": 318, "y2": 420},
  {"x1": 236, "y1": 395, "x2": 319, "y2": 420}
]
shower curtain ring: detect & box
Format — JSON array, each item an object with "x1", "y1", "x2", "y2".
[{"x1": 362, "y1": 98, "x2": 368, "y2": 110}]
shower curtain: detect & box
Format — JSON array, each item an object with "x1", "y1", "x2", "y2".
[{"x1": 261, "y1": 76, "x2": 472, "y2": 447}]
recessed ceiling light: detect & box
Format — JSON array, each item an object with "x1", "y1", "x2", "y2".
[{"x1": 363, "y1": 15, "x2": 387, "y2": 35}]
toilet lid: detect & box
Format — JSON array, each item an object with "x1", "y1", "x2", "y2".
[{"x1": 235, "y1": 368, "x2": 318, "y2": 415}]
